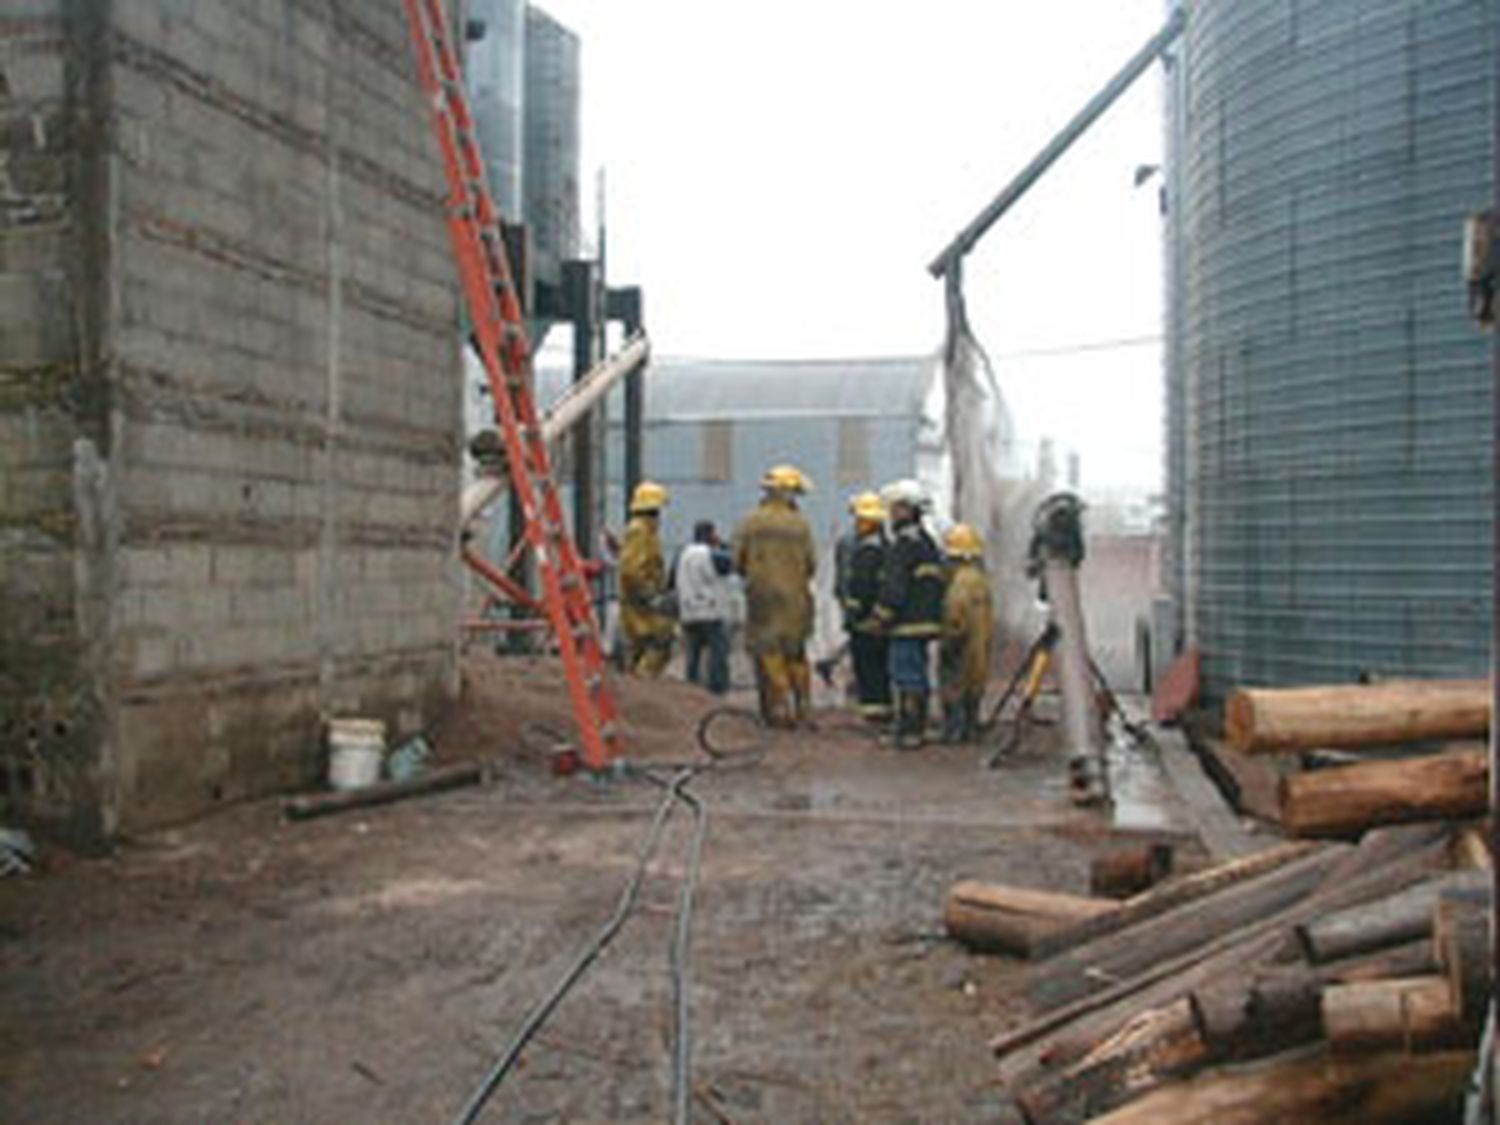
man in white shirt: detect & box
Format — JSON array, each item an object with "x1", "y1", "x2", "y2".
[{"x1": 674, "y1": 520, "x2": 733, "y2": 695}]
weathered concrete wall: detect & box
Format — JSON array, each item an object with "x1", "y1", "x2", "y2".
[
  {"x1": 0, "y1": 3, "x2": 113, "y2": 843},
  {"x1": 2, "y1": 0, "x2": 463, "y2": 839}
]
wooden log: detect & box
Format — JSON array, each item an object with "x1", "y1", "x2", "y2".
[
  {"x1": 992, "y1": 827, "x2": 1449, "y2": 1077},
  {"x1": 283, "y1": 762, "x2": 484, "y2": 820},
  {"x1": 1279, "y1": 747, "x2": 1488, "y2": 837},
  {"x1": 1295, "y1": 870, "x2": 1487, "y2": 964},
  {"x1": 1014, "y1": 998, "x2": 1209, "y2": 1124},
  {"x1": 1433, "y1": 883, "x2": 1491, "y2": 1028},
  {"x1": 1030, "y1": 841, "x2": 1320, "y2": 960},
  {"x1": 1320, "y1": 937, "x2": 1439, "y2": 985},
  {"x1": 1089, "y1": 1046, "x2": 1473, "y2": 1125},
  {"x1": 1090, "y1": 844, "x2": 1174, "y2": 899},
  {"x1": 1188, "y1": 938, "x2": 1439, "y2": 1061},
  {"x1": 944, "y1": 881, "x2": 1116, "y2": 956},
  {"x1": 1321, "y1": 975, "x2": 1465, "y2": 1052},
  {"x1": 1225, "y1": 678, "x2": 1490, "y2": 754},
  {"x1": 1451, "y1": 825, "x2": 1493, "y2": 870},
  {"x1": 1028, "y1": 846, "x2": 1349, "y2": 1011}
]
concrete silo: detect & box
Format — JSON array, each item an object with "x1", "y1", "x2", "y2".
[{"x1": 1165, "y1": 0, "x2": 1496, "y2": 698}]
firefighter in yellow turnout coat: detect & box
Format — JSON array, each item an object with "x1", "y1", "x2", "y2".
[
  {"x1": 619, "y1": 481, "x2": 675, "y2": 677},
  {"x1": 940, "y1": 523, "x2": 994, "y2": 743},
  {"x1": 734, "y1": 465, "x2": 816, "y2": 728}
]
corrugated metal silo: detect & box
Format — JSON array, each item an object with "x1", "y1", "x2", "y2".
[
  {"x1": 524, "y1": 6, "x2": 581, "y2": 288},
  {"x1": 466, "y1": 0, "x2": 526, "y2": 216},
  {"x1": 1166, "y1": 0, "x2": 1496, "y2": 698}
]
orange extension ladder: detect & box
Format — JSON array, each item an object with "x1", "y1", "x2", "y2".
[{"x1": 402, "y1": 0, "x2": 624, "y2": 771}]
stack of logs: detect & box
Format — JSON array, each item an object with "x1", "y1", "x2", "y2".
[
  {"x1": 947, "y1": 677, "x2": 1494, "y2": 1124},
  {"x1": 1227, "y1": 678, "x2": 1489, "y2": 837}
]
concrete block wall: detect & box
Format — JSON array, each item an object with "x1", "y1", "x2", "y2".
[{"x1": 1, "y1": 1, "x2": 463, "y2": 841}]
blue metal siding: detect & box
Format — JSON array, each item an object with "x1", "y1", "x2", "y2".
[
  {"x1": 1169, "y1": 0, "x2": 1495, "y2": 697},
  {"x1": 624, "y1": 415, "x2": 919, "y2": 557}
]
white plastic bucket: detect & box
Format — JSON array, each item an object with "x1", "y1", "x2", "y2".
[{"x1": 328, "y1": 718, "x2": 386, "y2": 791}]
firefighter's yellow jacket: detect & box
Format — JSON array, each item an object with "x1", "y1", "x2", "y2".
[
  {"x1": 619, "y1": 515, "x2": 674, "y2": 646},
  {"x1": 733, "y1": 497, "x2": 816, "y2": 655},
  {"x1": 941, "y1": 560, "x2": 994, "y2": 694}
]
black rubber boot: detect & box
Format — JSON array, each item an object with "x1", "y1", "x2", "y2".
[
  {"x1": 940, "y1": 701, "x2": 964, "y2": 744},
  {"x1": 897, "y1": 692, "x2": 928, "y2": 751},
  {"x1": 962, "y1": 695, "x2": 982, "y2": 743}
]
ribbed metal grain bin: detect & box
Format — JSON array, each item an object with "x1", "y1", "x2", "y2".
[
  {"x1": 466, "y1": 0, "x2": 525, "y2": 216},
  {"x1": 1166, "y1": 0, "x2": 1496, "y2": 698},
  {"x1": 523, "y1": 6, "x2": 580, "y2": 288}
]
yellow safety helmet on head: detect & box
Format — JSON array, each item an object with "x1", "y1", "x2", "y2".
[
  {"x1": 761, "y1": 464, "x2": 811, "y2": 494},
  {"x1": 945, "y1": 523, "x2": 984, "y2": 560},
  {"x1": 849, "y1": 491, "x2": 885, "y2": 522},
  {"x1": 629, "y1": 480, "x2": 669, "y2": 514}
]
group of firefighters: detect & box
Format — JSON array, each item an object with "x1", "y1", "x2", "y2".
[{"x1": 617, "y1": 463, "x2": 994, "y2": 750}]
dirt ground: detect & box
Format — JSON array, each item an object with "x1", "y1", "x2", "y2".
[{"x1": 0, "y1": 654, "x2": 1196, "y2": 1123}]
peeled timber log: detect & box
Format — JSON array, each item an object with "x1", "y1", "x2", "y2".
[
  {"x1": 1295, "y1": 869, "x2": 1487, "y2": 964},
  {"x1": 1321, "y1": 975, "x2": 1464, "y2": 1052},
  {"x1": 1090, "y1": 844, "x2": 1174, "y2": 899},
  {"x1": 1225, "y1": 678, "x2": 1490, "y2": 754},
  {"x1": 1089, "y1": 1046, "x2": 1473, "y2": 1125},
  {"x1": 944, "y1": 881, "x2": 1115, "y2": 956},
  {"x1": 1279, "y1": 747, "x2": 1488, "y2": 837}
]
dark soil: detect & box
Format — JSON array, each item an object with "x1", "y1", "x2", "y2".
[{"x1": 0, "y1": 654, "x2": 1193, "y2": 1123}]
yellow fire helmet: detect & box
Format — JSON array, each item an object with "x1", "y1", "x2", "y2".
[
  {"x1": 945, "y1": 523, "x2": 984, "y2": 560},
  {"x1": 761, "y1": 464, "x2": 811, "y2": 494},
  {"x1": 849, "y1": 491, "x2": 885, "y2": 522},
  {"x1": 629, "y1": 480, "x2": 669, "y2": 514}
]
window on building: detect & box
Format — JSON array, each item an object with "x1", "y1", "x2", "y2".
[
  {"x1": 702, "y1": 421, "x2": 732, "y2": 482},
  {"x1": 837, "y1": 418, "x2": 869, "y2": 484}
]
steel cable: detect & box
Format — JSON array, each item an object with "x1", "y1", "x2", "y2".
[
  {"x1": 449, "y1": 767, "x2": 695, "y2": 1125},
  {"x1": 451, "y1": 707, "x2": 767, "y2": 1124}
]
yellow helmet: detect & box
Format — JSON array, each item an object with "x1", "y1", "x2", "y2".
[
  {"x1": 945, "y1": 523, "x2": 984, "y2": 560},
  {"x1": 629, "y1": 480, "x2": 669, "y2": 514},
  {"x1": 761, "y1": 464, "x2": 811, "y2": 494},
  {"x1": 849, "y1": 491, "x2": 885, "y2": 522}
]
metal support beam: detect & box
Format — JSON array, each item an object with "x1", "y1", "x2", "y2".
[
  {"x1": 609, "y1": 287, "x2": 646, "y2": 508},
  {"x1": 563, "y1": 259, "x2": 599, "y2": 555},
  {"x1": 927, "y1": 6, "x2": 1187, "y2": 278}
]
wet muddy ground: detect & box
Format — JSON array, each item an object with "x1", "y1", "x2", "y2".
[{"x1": 0, "y1": 655, "x2": 1197, "y2": 1123}]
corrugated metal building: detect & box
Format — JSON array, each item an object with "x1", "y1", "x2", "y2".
[
  {"x1": 1165, "y1": 0, "x2": 1496, "y2": 699},
  {"x1": 531, "y1": 355, "x2": 936, "y2": 552}
]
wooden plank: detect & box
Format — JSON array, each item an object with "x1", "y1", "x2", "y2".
[
  {"x1": 1196, "y1": 736, "x2": 1288, "y2": 824},
  {"x1": 1150, "y1": 725, "x2": 1263, "y2": 861}
]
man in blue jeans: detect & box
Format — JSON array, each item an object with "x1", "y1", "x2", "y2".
[
  {"x1": 871, "y1": 480, "x2": 945, "y2": 749},
  {"x1": 673, "y1": 520, "x2": 733, "y2": 695}
]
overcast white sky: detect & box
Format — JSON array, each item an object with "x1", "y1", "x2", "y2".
[{"x1": 536, "y1": 1, "x2": 1170, "y2": 493}]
